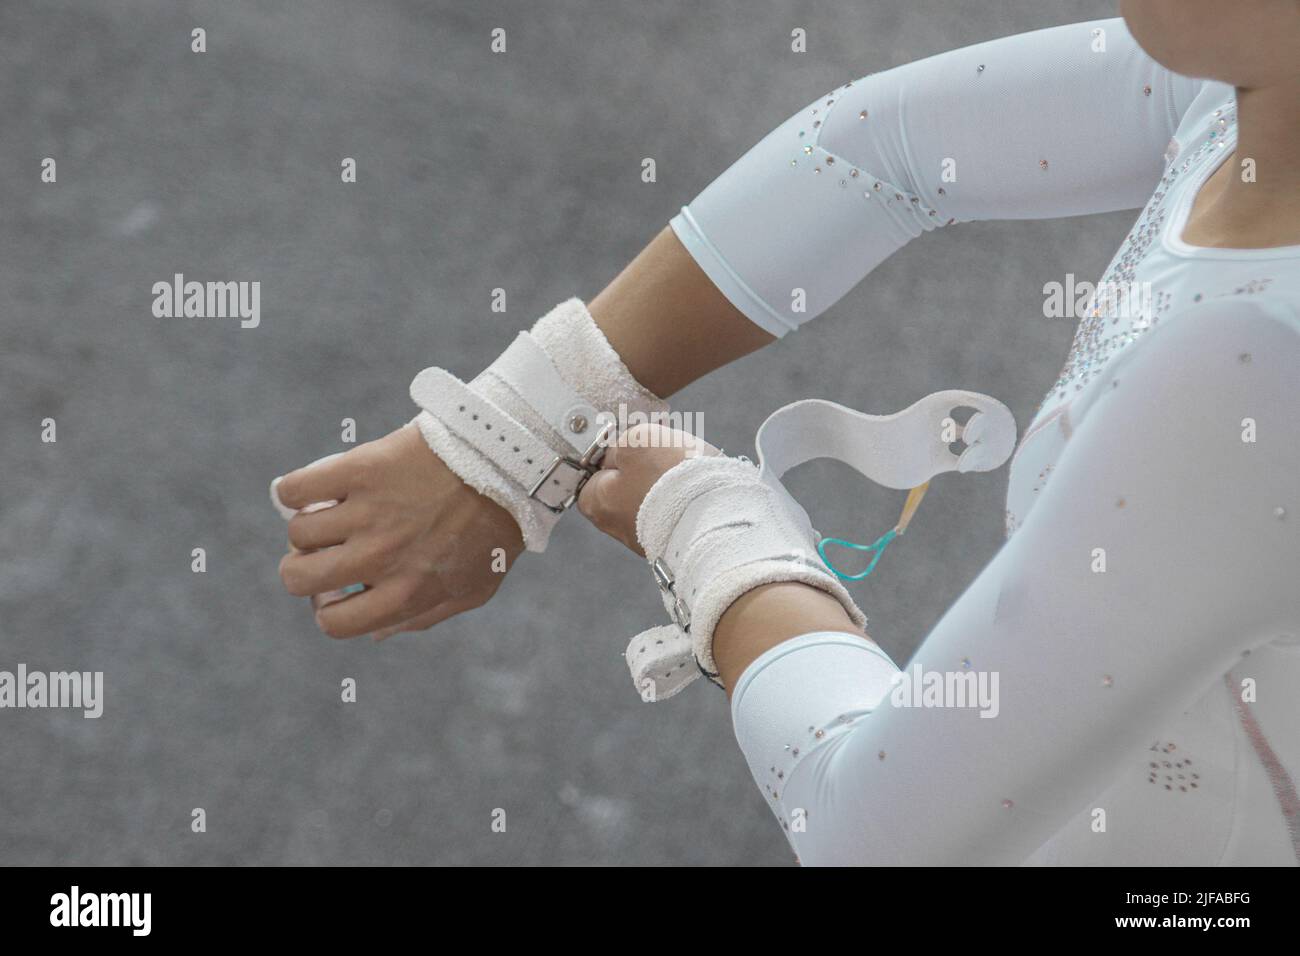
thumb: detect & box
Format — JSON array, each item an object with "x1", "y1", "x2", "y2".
[
  {"x1": 578, "y1": 467, "x2": 645, "y2": 556},
  {"x1": 576, "y1": 466, "x2": 621, "y2": 525}
]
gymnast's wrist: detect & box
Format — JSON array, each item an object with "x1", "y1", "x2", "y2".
[{"x1": 407, "y1": 297, "x2": 669, "y2": 552}]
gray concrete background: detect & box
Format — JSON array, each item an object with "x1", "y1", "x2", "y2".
[{"x1": 1, "y1": 0, "x2": 1126, "y2": 864}]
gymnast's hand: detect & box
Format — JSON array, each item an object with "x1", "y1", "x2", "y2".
[
  {"x1": 577, "y1": 423, "x2": 719, "y2": 555},
  {"x1": 276, "y1": 424, "x2": 524, "y2": 639}
]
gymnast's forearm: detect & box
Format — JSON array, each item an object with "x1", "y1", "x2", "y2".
[
  {"x1": 712, "y1": 582, "x2": 865, "y2": 696},
  {"x1": 588, "y1": 17, "x2": 1199, "y2": 399},
  {"x1": 587, "y1": 225, "x2": 775, "y2": 398}
]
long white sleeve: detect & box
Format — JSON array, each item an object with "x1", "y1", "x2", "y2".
[
  {"x1": 671, "y1": 17, "x2": 1204, "y2": 337},
  {"x1": 730, "y1": 297, "x2": 1300, "y2": 865}
]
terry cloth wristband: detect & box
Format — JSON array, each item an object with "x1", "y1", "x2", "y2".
[
  {"x1": 410, "y1": 298, "x2": 668, "y2": 552},
  {"x1": 625, "y1": 390, "x2": 1018, "y2": 701},
  {"x1": 627, "y1": 455, "x2": 868, "y2": 701}
]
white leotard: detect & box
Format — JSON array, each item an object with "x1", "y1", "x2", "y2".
[{"x1": 670, "y1": 18, "x2": 1300, "y2": 864}]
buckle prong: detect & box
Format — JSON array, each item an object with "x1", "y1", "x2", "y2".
[{"x1": 527, "y1": 421, "x2": 615, "y2": 514}]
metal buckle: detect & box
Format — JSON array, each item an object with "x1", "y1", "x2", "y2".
[
  {"x1": 651, "y1": 557, "x2": 691, "y2": 632},
  {"x1": 527, "y1": 422, "x2": 614, "y2": 514},
  {"x1": 528, "y1": 456, "x2": 592, "y2": 514}
]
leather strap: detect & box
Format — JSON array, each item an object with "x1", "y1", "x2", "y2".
[
  {"x1": 489, "y1": 333, "x2": 601, "y2": 453},
  {"x1": 410, "y1": 368, "x2": 596, "y2": 512},
  {"x1": 626, "y1": 625, "x2": 697, "y2": 702},
  {"x1": 756, "y1": 390, "x2": 1017, "y2": 490}
]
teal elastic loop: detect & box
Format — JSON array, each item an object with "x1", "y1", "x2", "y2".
[
  {"x1": 340, "y1": 583, "x2": 366, "y2": 596},
  {"x1": 817, "y1": 528, "x2": 898, "y2": 582}
]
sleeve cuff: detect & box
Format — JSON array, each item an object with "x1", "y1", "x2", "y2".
[
  {"x1": 730, "y1": 630, "x2": 899, "y2": 727},
  {"x1": 669, "y1": 207, "x2": 798, "y2": 339}
]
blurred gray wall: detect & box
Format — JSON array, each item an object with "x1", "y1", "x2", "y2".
[{"x1": 2, "y1": 0, "x2": 1125, "y2": 864}]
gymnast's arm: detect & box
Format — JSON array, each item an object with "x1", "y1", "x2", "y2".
[
  {"x1": 594, "y1": 15, "x2": 1203, "y2": 391},
  {"x1": 279, "y1": 17, "x2": 1202, "y2": 639},
  {"x1": 715, "y1": 299, "x2": 1300, "y2": 864}
]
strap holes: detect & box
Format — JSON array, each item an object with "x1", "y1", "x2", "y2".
[
  {"x1": 471, "y1": 414, "x2": 478, "y2": 421},
  {"x1": 512, "y1": 446, "x2": 519, "y2": 452}
]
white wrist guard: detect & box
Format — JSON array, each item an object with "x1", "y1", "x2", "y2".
[
  {"x1": 410, "y1": 298, "x2": 668, "y2": 552},
  {"x1": 625, "y1": 390, "x2": 1017, "y2": 702},
  {"x1": 627, "y1": 455, "x2": 868, "y2": 701}
]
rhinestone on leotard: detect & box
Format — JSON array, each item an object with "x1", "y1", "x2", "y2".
[{"x1": 1044, "y1": 103, "x2": 1238, "y2": 406}]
